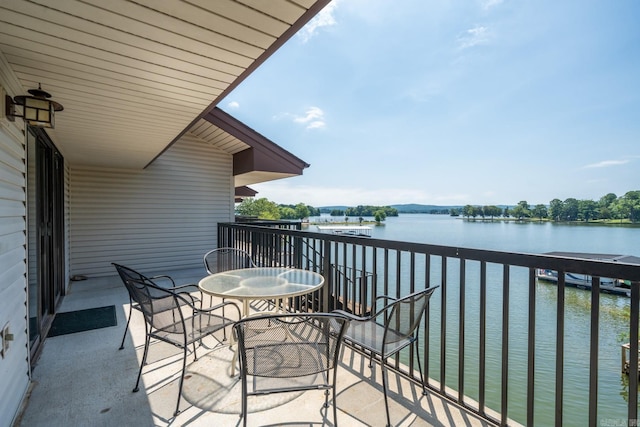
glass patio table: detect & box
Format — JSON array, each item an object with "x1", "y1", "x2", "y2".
[
  {"x1": 199, "y1": 267, "x2": 325, "y2": 375},
  {"x1": 198, "y1": 267, "x2": 325, "y2": 317}
]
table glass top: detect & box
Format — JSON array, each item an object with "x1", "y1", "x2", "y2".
[{"x1": 198, "y1": 267, "x2": 324, "y2": 299}]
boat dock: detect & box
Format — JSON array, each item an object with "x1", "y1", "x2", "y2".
[
  {"x1": 535, "y1": 252, "x2": 639, "y2": 298},
  {"x1": 317, "y1": 225, "x2": 372, "y2": 237}
]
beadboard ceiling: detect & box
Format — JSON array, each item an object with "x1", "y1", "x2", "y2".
[{"x1": 0, "y1": 0, "x2": 328, "y2": 169}]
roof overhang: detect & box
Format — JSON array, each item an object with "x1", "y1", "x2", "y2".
[
  {"x1": 235, "y1": 185, "x2": 257, "y2": 203},
  {"x1": 0, "y1": 0, "x2": 330, "y2": 170},
  {"x1": 202, "y1": 107, "x2": 310, "y2": 187}
]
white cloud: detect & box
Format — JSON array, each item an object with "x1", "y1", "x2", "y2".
[
  {"x1": 227, "y1": 101, "x2": 240, "y2": 109},
  {"x1": 293, "y1": 106, "x2": 326, "y2": 129},
  {"x1": 481, "y1": 0, "x2": 504, "y2": 10},
  {"x1": 297, "y1": 1, "x2": 339, "y2": 43},
  {"x1": 583, "y1": 159, "x2": 629, "y2": 169},
  {"x1": 306, "y1": 121, "x2": 326, "y2": 129},
  {"x1": 458, "y1": 25, "x2": 491, "y2": 49}
]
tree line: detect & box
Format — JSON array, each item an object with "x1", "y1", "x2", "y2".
[
  {"x1": 235, "y1": 199, "x2": 399, "y2": 222},
  {"x1": 452, "y1": 191, "x2": 640, "y2": 223},
  {"x1": 235, "y1": 198, "x2": 319, "y2": 220}
]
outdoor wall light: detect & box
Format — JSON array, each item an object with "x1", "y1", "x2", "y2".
[{"x1": 5, "y1": 84, "x2": 64, "y2": 128}]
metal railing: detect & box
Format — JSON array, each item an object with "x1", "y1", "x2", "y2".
[{"x1": 219, "y1": 222, "x2": 640, "y2": 426}]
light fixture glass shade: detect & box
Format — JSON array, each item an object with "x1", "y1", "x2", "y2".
[{"x1": 11, "y1": 85, "x2": 63, "y2": 128}]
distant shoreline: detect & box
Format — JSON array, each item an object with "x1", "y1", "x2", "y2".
[{"x1": 308, "y1": 213, "x2": 640, "y2": 227}]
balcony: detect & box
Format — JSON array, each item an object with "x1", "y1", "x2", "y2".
[
  {"x1": 16, "y1": 223, "x2": 640, "y2": 426},
  {"x1": 16, "y1": 270, "x2": 491, "y2": 427}
]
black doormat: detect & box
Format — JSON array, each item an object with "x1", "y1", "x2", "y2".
[{"x1": 48, "y1": 305, "x2": 117, "y2": 337}]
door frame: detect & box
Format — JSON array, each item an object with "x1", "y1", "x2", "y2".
[{"x1": 26, "y1": 126, "x2": 65, "y2": 362}]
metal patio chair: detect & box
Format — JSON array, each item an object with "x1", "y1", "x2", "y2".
[
  {"x1": 334, "y1": 286, "x2": 438, "y2": 427},
  {"x1": 113, "y1": 263, "x2": 241, "y2": 416},
  {"x1": 203, "y1": 247, "x2": 258, "y2": 275},
  {"x1": 204, "y1": 247, "x2": 261, "y2": 324},
  {"x1": 233, "y1": 312, "x2": 349, "y2": 427},
  {"x1": 113, "y1": 263, "x2": 201, "y2": 350}
]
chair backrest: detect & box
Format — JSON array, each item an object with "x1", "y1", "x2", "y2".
[
  {"x1": 234, "y1": 313, "x2": 349, "y2": 380},
  {"x1": 203, "y1": 247, "x2": 257, "y2": 275},
  {"x1": 112, "y1": 263, "x2": 184, "y2": 331},
  {"x1": 113, "y1": 262, "x2": 149, "y2": 286},
  {"x1": 378, "y1": 287, "x2": 438, "y2": 350}
]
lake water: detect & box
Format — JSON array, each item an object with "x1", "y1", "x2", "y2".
[{"x1": 310, "y1": 214, "x2": 640, "y2": 425}]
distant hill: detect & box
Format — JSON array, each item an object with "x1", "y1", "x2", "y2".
[
  {"x1": 318, "y1": 204, "x2": 459, "y2": 214},
  {"x1": 319, "y1": 204, "x2": 510, "y2": 214},
  {"x1": 318, "y1": 206, "x2": 349, "y2": 213}
]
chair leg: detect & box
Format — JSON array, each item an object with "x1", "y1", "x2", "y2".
[
  {"x1": 415, "y1": 340, "x2": 427, "y2": 396},
  {"x1": 119, "y1": 300, "x2": 133, "y2": 350},
  {"x1": 331, "y1": 387, "x2": 339, "y2": 427},
  {"x1": 221, "y1": 297, "x2": 227, "y2": 341},
  {"x1": 241, "y1": 367, "x2": 248, "y2": 427},
  {"x1": 133, "y1": 334, "x2": 151, "y2": 393},
  {"x1": 174, "y1": 344, "x2": 189, "y2": 416},
  {"x1": 141, "y1": 322, "x2": 149, "y2": 365},
  {"x1": 381, "y1": 364, "x2": 392, "y2": 427}
]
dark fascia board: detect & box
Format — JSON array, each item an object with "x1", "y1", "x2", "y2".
[
  {"x1": 235, "y1": 186, "x2": 257, "y2": 197},
  {"x1": 146, "y1": 0, "x2": 331, "y2": 168},
  {"x1": 205, "y1": 107, "x2": 310, "y2": 174}
]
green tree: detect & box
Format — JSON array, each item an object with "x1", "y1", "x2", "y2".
[
  {"x1": 511, "y1": 201, "x2": 531, "y2": 220},
  {"x1": 563, "y1": 198, "x2": 579, "y2": 221},
  {"x1": 618, "y1": 191, "x2": 640, "y2": 222},
  {"x1": 374, "y1": 210, "x2": 386, "y2": 223},
  {"x1": 330, "y1": 209, "x2": 344, "y2": 216},
  {"x1": 294, "y1": 203, "x2": 310, "y2": 220},
  {"x1": 549, "y1": 199, "x2": 563, "y2": 221},
  {"x1": 462, "y1": 205, "x2": 475, "y2": 219},
  {"x1": 279, "y1": 206, "x2": 297, "y2": 219},
  {"x1": 236, "y1": 197, "x2": 280, "y2": 220},
  {"x1": 578, "y1": 199, "x2": 598, "y2": 221},
  {"x1": 599, "y1": 193, "x2": 617, "y2": 209},
  {"x1": 503, "y1": 206, "x2": 511, "y2": 218},
  {"x1": 483, "y1": 205, "x2": 502, "y2": 219},
  {"x1": 597, "y1": 194, "x2": 615, "y2": 220},
  {"x1": 531, "y1": 204, "x2": 548, "y2": 221}
]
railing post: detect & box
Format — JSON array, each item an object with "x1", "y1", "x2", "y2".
[
  {"x1": 322, "y1": 238, "x2": 332, "y2": 313},
  {"x1": 555, "y1": 271, "x2": 566, "y2": 427},
  {"x1": 501, "y1": 264, "x2": 510, "y2": 426},
  {"x1": 629, "y1": 282, "x2": 639, "y2": 423},
  {"x1": 527, "y1": 267, "x2": 536, "y2": 427},
  {"x1": 588, "y1": 277, "x2": 600, "y2": 427}
]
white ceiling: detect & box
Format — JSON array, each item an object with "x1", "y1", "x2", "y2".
[{"x1": 0, "y1": 0, "x2": 327, "y2": 168}]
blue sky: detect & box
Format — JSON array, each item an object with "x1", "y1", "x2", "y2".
[{"x1": 221, "y1": 0, "x2": 640, "y2": 207}]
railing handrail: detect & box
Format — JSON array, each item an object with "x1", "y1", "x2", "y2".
[{"x1": 221, "y1": 222, "x2": 640, "y2": 280}]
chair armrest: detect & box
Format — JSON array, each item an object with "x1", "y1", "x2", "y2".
[
  {"x1": 149, "y1": 274, "x2": 176, "y2": 287},
  {"x1": 194, "y1": 300, "x2": 241, "y2": 319},
  {"x1": 375, "y1": 295, "x2": 398, "y2": 304},
  {"x1": 151, "y1": 276, "x2": 200, "y2": 296}
]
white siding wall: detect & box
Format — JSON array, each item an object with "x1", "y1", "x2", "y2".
[
  {"x1": 0, "y1": 108, "x2": 29, "y2": 425},
  {"x1": 69, "y1": 134, "x2": 234, "y2": 277}
]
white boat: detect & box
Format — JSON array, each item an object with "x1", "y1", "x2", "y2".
[{"x1": 536, "y1": 252, "x2": 639, "y2": 297}]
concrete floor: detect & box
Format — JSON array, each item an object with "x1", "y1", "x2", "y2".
[{"x1": 15, "y1": 270, "x2": 494, "y2": 427}]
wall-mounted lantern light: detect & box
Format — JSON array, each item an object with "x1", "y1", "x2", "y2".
[{"x1": 5, "y1": 84, "x2": 64, "y2": 128}]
